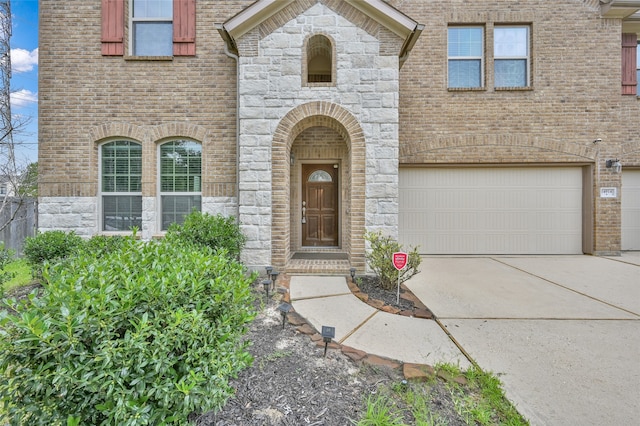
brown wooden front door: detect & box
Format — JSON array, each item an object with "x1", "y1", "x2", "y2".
[{"x1": 302, "y1": 164, "x2": 339, "y2": 247}]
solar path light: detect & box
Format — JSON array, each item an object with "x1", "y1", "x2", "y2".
[
  {"x1": 321, "y1": 325, "x2": 335, "y2": 357},
  {"x1": 277, "y1": 302, "x2": 292, "y2": 329},
  {"x1": 270, "y1": 270, "x2": 279, "y2": 291},
  {"x1": 262, "y1": 279, "x2": 271, "y2": 300},
  {"x1": 349, "y1": 267, "x2": 356, "y2": 283}
]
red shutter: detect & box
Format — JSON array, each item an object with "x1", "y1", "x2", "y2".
[
  {"x1": 101, "y1": 0, "x2": 124, "y2": 56},
  {"x1": 173, "y1": 0, "x2": 196, "y2": 56},
  {"x1": 622, "y1": 33, "x2": 637, "y2": 95}
]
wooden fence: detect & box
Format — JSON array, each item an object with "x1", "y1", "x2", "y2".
[{"x1": 0, "y1": 197, "x2": 37, "y2": 255}]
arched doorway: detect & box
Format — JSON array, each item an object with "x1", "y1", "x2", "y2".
[{"x1": 271, "y1": 101, "x2": 366, "y2": 272}]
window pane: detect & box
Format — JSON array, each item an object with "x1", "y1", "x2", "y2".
[
  {"x1": 448, "y1": 28, "x2": 483, "y2": 57},
  {"x1": 134, "y1": 22, "x2": 173, "y2": 56},
  {"x1": 160, "y1": 141, "x2": 202, "y2": 192},
  {"x1": 448, "y1": 60, "x2": 481, "y2": 88},
  {"x1": 495, "y1": 59, "x2": 527, "y2": 87},
  {"x1": 102, "y1": 141, "x2": 142, "y2": 193},
  {"x1": 494, "y1": 27, "x2": 528, "y2": 57},
  {"x1": 103, "y1": 195, "x2": 142, "y2": 231},
  {"x1": 133, "y1": 0, "x2": 172, "y2": 18},
  {"x1": 161, "y1": 195, "x2": 201, "y2": 230}
]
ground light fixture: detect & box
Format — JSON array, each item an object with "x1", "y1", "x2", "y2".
[
  {"x1": 277, "y1": 302, "x2": 292, "y2": 329},
  {"x1": 270, "y1": 270, "x2": 280, "y2": 290},
  {"x1": 265, "y1": 265, "x2": 273, "y2": 277},
  {"x1": 349, "y1": 267, "x2": 356, "y2": 283},
  {"x1": 262, "y1": 279, "x2": 271, "y2": 300},
  {"x1": 321, "y1": 325, "x2": 335, "y2": 357}
]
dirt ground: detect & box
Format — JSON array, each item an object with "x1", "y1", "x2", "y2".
[{"x1": 195, "y1": 277, "x2": 471, "y2": 426}]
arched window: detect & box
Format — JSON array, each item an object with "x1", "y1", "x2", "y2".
[
  {"x1": 100, "y1": 140, "x2": 142, "y2": 231},
  {"x1": 308, "y1": 170, "x2": 333, "y2": 182},
  {"x1": 307, "y1": 34, "x2": 333, "y2": 83},
  {"x1": 159, "y1": 139, "x2": 202, "y2": 230}
]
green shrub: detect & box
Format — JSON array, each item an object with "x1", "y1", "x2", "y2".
[
  {"x1": 0, "y1": 238, "x2": 257, "y2": 425},
  {"x1": 81, "y1": 234, "x2": 131, "y2": 258},
  {"x1": 22, "y1": 230, "x2": 84, "y2": 276},
  {"x1": 166, "y1": 211, "x2": 246, "y2": 259},
  {"x1": 0, "y1": 242, "x2": 15, "y2": 298},
  {"x1": 364, "y1": 231, "x2": 421, "y2": 291}
]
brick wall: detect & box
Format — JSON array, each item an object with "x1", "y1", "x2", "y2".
[{"x1": 39, "y1": 0, "x2": 639, "y2": 259}]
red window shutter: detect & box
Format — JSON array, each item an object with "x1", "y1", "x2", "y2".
[
  {"x1": 173, "y1": 0, "x2": 196, "y2": 56},
  {"x1": 101, "y1": 0, "x2": 124, "y2": 56},
  {"x1": 621, "y1": 33, "x2": 637, "y2": 95}
]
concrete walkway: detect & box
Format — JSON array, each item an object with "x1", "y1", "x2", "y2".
[{"x1": 289, "y1": 253, "x2": 640, "y2": 426}]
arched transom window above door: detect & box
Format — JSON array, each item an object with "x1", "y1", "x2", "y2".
[{"x1": 308, "y1": 170, "x2": 333, "y2": 182}]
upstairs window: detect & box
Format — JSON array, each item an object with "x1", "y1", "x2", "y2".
[
  {"x1": 102, "y1": 0, "x2": 195, "y2": 56},
  {"x1": 448, "y1": 27, "x2": 484, "y2": 88},
  {"x1": 132, "y1": 0, "x2": 173, "y2": 56},
  {"x1": 494, "y1": 26, "x2": 530, "y2": 88},
  {"x1": 159, "y1": 140, "x2": 202, "y2": 230},
  {"x1": 101, "y1": 140, "x2": 142, "y2": 232},
  {"x1": 306, "y1": 35, "x2": 333, "y2": 84}
]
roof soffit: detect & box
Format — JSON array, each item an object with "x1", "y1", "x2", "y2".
[{"x1": 600, "y1": 0, "x2": 640, "y2": 19}]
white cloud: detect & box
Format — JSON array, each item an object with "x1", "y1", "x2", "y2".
[
  {"x1": 10, "y1": 89, "x2": 38, "y2": 108},
  {"x1": 11, "y1": 48, "x2": 38, "y2": 73}
]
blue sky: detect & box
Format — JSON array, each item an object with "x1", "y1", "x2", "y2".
[{"x1": 10, "y1": 0, "x2": 38, "y2": 165}]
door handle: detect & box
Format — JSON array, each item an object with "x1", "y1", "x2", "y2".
[{"x1": 302, "y1": 201, "x2": 306, "y2": 224}]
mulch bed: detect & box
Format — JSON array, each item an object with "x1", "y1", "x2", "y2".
[{"x1": 199, "y1": 274, "x2": 468, "y2": 425}]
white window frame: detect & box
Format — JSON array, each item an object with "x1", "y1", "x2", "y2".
[
  {"x1": 494, "y1": 25, "x2": 531, "y2": 88},
  {"x1": 447, "y1": 26, "x2": 485, "y2": 89},
  {"x1": 130, "y1": 0, "x2": 173, "y2": 56},
  {"x1": 157, "y1": 139, "x2": 202, "y2": 231},
  {"x1": 99, "y1": 140, "x2": 143, "y2": 233}
]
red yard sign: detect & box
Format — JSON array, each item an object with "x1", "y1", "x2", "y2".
[{"x1": 392, "y1": 252, "x2": 408, "y2": 270}]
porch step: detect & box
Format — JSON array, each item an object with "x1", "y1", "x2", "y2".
[{"x1": 285, "y1": 258, "x2": 352, "y2": 275}]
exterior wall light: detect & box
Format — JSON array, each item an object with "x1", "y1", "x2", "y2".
[{"x1": 606, "y1": 159, "x2": 622, "y2": 173}]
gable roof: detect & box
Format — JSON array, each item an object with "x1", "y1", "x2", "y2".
[{"x1": 216, "y1": 0, "x2": 423, "y2": 63}]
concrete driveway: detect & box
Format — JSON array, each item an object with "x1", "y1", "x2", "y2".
[{"x1": 404, "y1": 253, "x2": 640, "y2": 426}]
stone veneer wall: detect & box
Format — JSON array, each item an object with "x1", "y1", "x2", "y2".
[{"x1": 235, "y1": 2, "x2": 403, "y2": 269}]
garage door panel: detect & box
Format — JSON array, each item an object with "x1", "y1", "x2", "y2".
[
  {"x1": 622, "y1": 170, "x2": 640, "y2": 250},
  {"x1": 399, "y1": 168, "x2": 583, "y2": 255}
]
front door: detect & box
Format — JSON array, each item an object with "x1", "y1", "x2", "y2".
[{"x1": 302, "y1": 164, "x2": 339, "y2": 246}]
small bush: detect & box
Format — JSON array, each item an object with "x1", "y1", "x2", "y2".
[
  {"x1": 22, "y1": 230, "x2": 84, "y2": 276},
  {"x1": 166, "y1": 211, "x2": 246, "y2": 259},
  {"x1": 0, "y1": 242, "x2": 15, "y2": 298},
  {"x1": 81, "y1": 234, "x2": 130, "y2": 258},
  {"x1": 0, "y1": 238, "x2": 256, "y2": 425},
  {"x1": 364, "y1": 231, "x2": 421, "y2": 291}
]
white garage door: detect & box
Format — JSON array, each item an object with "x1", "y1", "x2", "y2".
[
  {"x1": 399, "y1": 167, "x2": 583, "y2": 254},
  {"x1": 622, "y1": 170, "x2": 640, "y2": 251}
]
